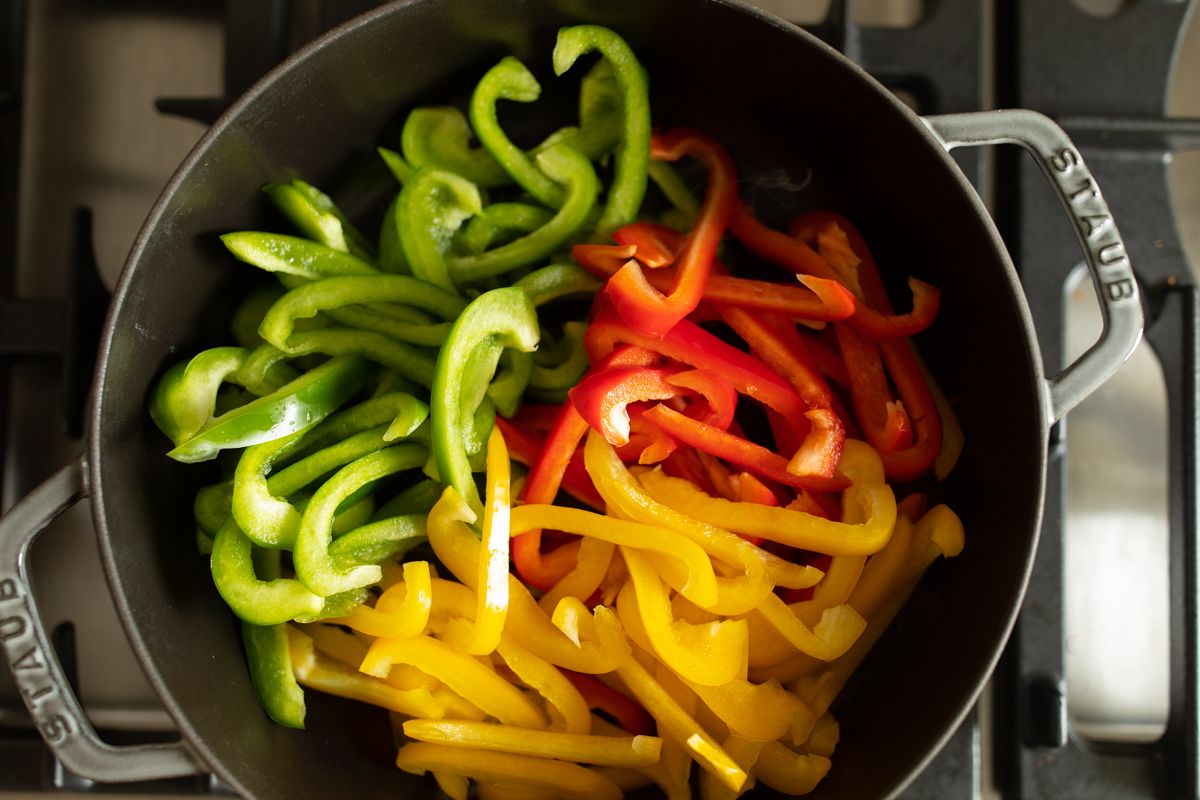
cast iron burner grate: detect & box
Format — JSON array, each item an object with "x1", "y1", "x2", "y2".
[{"x1": 1, "y1": 0, "x2": 1197, "y2": 797}]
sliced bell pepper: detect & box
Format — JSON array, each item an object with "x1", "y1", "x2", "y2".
[
  {"x1": 639, "y1": 404, "x2": 848, "y2": 492},
  {"x1": 221, "y1": 231, "x2": 377, "y2": 281},
  {"x1": 637, "y1": 464, "x2": 894, "y2": 556},
  {"x1": 569, "y1": 367, "x2": 725, "y2": 446},
  {"x1": 164, "y1": 355, "x2": 371, "y2": 463},
  {"x1": 604, "y1": 129, "x2": 736, "y2": 336},
  {"x1": 402, "y1": 719, "x2": 661, "y2": 767},
  {"x1": 566, "y1": 672, "x2": 655, "y2": 736},
  {"x1": 755, "y1": 743, "x2": 831, "y2": 796},
  {"x1": 459, "y1": 203, "x2": 555, "y2": 255},
  {"x1": 396, "y1": 166, "x2": 482, "y2": 291},
  {"x1": 528, "y1": 321, "x2": 590, "y2": 401},
  {"x1": 210, "y1": 519, "x2": 325, "y2": 625},
  {"x1": 447, "y1": 145, "x2": 599, "y2": 284},
  {"x1": 432, "y1": 287, "x2": 539, "y2": 516},
  {"x1": 326, "y1": 513, "x2": 427, "y2": 568},
  {"x1": 293, "y1": 443, "x2": 428, "y2": 596},
  {"x1": 835, "y1": 322, "x2": 913, "y2": 455},
  {"x1": 552, "y1": 25, "x2": 650, "y2": 239},
  {"x1": 496, "y1": 638, "x2": 592, "y2": 734},
  {"x1": 471, "y1": 56, "x2": 565, "y2": 209},
  {"x1": 241, "y1": 540, "x2": 307, "y2": 728},
  {"x1": 493, "y1": 416, "x2": 603, "y2": 510},
  {"x1": 512, "y1": 263, "x2": 601, "y2": 308},
  {"x1": 330, "y1": 560, "x2": 432, "y2": 639},
  {"x1": 400, "y1": 106, "x2": 510, "y2": 188},
  {"x1": 264, "y1": 179, "x2": 375, "y2": 261},
  {"x1": 377, "y1": 146, "x2": 414, "y2": 187}
]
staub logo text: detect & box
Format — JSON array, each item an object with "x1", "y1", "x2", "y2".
[{"x1": 0, "y1": 576, "x2": 74, "y2": 742}]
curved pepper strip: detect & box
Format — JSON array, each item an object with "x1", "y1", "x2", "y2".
[
  {"x1": 553, "y1": 25, "x2": 650, "y2": 240},
  {"x1": 486, "y1": 348, "x2": 532, "y2": 419},
  {"x1": 566, "y1": 672, "x2": 654, "y2": 737},
  {"x1": 528, "y1": 321, "x2": 589, "y2": 399},
  {"x1": 397, "y1": 166, "x2": 482, "y2": 292},
  {"x1": 513, "y1": 263, "x2": 601, "y2": 308},
  {"x1": 511, "y1": 504, "x2": 719, "y2": 609},
  {"x1": 584, "y1": 431, "x2": 820, "y2": 590},
  {"x1": 432, "y1": 287, "x2": 539, "y2": 516},
  {"x1": 377, "y1": 195, "x2": 410, "y2": 274},
  {"x1": 361, "y1": 635, "x2": 547, "y2": 729},
  {"x1": 281, "y1": 391, "x2": 428, "y2": 462},
  {"x1": 327, "y1": 513, "x2": 427, "y2": 568},
  {"x1": 471, "y1": 57, "x2": 564, "y2": 208},
  {"x1": 604, "y1": 129, "x2": 737, "y2": 337},
  {"x1": 460, "y1": 203, "x2": 554, "y2": 255},
  {"x1": 686, "y1": 676, "x2": 813, "y2": 745},
  {"x1": 264, "y1": 179, "x2": 375, "y2": 261},
  {"x1": 230, "y1": 285, "x2": 287, "y2": 348},
  {"x1": 585, "y1": 304, "x2": 808, "y2": 423},
  {"x1": 293, "y1": 443, "x2": 428, "y2": 596},
  {"x1": 401, "y1": 106, "x2": 511, "y2": 188},
  {"x1": 496, "y1": 638, "x2": 592, "y2": 734},
  {"x1": 614, "y1": 647, "x2": 747, "y2": 793},
  {"x1": 447, "y1": 145, "x2": 599, "y2": 285},
  {"x1": 428, "y1": 486, "x2": 631, "y2": 673},
  {"x1": 286, "y1": 626, "x2": 446, "y2": 719},
  {"x1": 620, "y1": 547, "x2": 747, "y2": 686},
  {"x1": 638, "y1": 549, "x2": 780, "y2": 618},
  {"x1": 151, "y1": 347, "x2": 252, "y2": 445},
  {"x1": 165, "y1": 355, "x2": 371, "y2": 463},
  {"x1": 241, "y1": 544, "x2": 307, "y2": 728},
  {"x1": 330, "y1": 560, "x2": 432, "y2": 639},
  {"x1": 377, "y1": 146, "x2": 414, "y2": 186},
  {"x1": 221, "y1": 231, "x2": 377, "y2": 280},
  {"x1": 395, "y1": 742, "x2": 621, "y2": 800},
  {"x1": 537, "y1": 536, "x2": 615, "y2": 615},
  {"x1": 835, "y1": 322, "x2": 913, "y2": 455},
  {"x1": 210, "y1": 519, "x2": 325, "y2": 625},
  {"x1": 373, "y1": 477, "x2": 443, "y2": 519},
  {"x1": 755, "y1": 743, "x2": 831, "y2": 796},
  {"x1": 637, "y1": 460, "x2": 894, "y2": 556},
  {"x1": 640, "y1": 404, "x2": 849, "y2": 492},
  {"x1": 255, "y1": 326, "x2": 440, "y2": 389},
  {"x1": 403, "y1": 719, "x2": 660, "y2": 767}
]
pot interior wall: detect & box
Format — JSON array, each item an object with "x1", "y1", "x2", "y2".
[{"x1": 91, "y1": 0, "x2": 1046, "y2": 797}]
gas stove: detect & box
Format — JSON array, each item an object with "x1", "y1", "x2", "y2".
[{"x1": 0, "y1": 1, "x2": 1197, "y2": 797}]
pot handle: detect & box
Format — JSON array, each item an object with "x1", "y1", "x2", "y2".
[
  {"x1": 922, "y1": 109, "x2": 1144, "y2": 422},
  {"x1": 0, "y1": 458, "x2": 206, "y2": 782}
]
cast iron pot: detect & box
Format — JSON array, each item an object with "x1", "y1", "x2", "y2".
[{"x1": 0, "y1": 1, "x2": 1143, "y2": 797}]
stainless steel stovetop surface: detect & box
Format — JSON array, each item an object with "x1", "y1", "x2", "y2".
[{"x1": 1, "y1": 1, "x2": 1198, "y2": 798}]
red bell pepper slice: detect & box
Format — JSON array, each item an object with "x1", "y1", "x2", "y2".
[
  {"x1": 569, "y1": 367, "x2": 691, "y2": 446},
  {"x1": 578, "y1": 224, "x2": 856, "y2": 322},
  {"x1": 666, "y1": 369, "x2": 738, "y2": 430},
  {"x1": 564, "y1": 672, "x2": 655, "y2": 736},
  {"x1": 640, "y1": 404, "x2": 849, "y2": 492},
  {"x1": 786, "y1": 408, "x2": 847, "y2": 480},
  {"x1": 731, "y1": 203, "x2": 940, "y2": 338},
  {"x1": 585, "y1": 302, "x2": 808, "y2": 424},
  {"x1": 618, "y1": 407, "x2": 678, "y2": 464},
  {"x1": 835, "y1": 323, "x2": 913, "y2": 455},
  {"x1": 603, "y1": 129, "x2": 737, "y2": 337}
]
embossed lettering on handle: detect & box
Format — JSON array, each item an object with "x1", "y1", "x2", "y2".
[
  {"x1": 922, "y1": 109, "x2": 1144, "y2": 423},
  {"x1": 0, "y1": 459, "x2": 204, "y2": 782}
]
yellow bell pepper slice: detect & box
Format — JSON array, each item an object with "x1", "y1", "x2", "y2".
[
  {"x1": 401, "y1": 719, "x2": 663, "y2": 767},
  {"x1": 750, "y1": 593, "x2": 865, "y2": 662},
  {"x1": 328, "y1": 560, "x2": 432, "y2": 639},
  {"x1": 622, "y1": 546, "x2": 748, "y2": 686},
  {"x1": 428, "y1": 486, "x2": 631, "y2": 673},
  {"x1": 538, "y1": 536, "x2": 615, "y2": 614},
  {"x1": 591, "y1": 715, "x2": 690, "y2": 800},
  {"x1": 637, "y1": 467, "x2": 897, "y2": 557},
  {"x1": 360, "y1": 634, "x2": 547, "y2": 729},
  {"x1": 584, "y1": 431, "x2": 814, "y2": 589},
  {"x1": 615, "y1": 648, "x2": 748, "y2": 793},
  {"x1": 296, "y1": 622, "x2": 367, "y2": 668},
  {"x1": 495, "y1": 638, "x2": 591, "y2": 734},
  {"x1": 512, "y1": 504, "x2": 720, "y2": 608},
  {"x1": 434, "y1": 771, "x2": 469, "y2": 800},
  {"x1": 395, "y1": 741, "x2": 623, "y2": 800},
  {"x1": 643, "y1": 548, "x2": 789, "y2": 616},
  {"x1": 463, "y1": 425, "x2": 514, "y2": 655},
  {"x1": 686, "y1": 675, "x2": 814, "y2": 744},
  {"x1": 699, "y1": 735, "x2": 766, "y2": 800},
  {"x1": 285, "y1": 625, "x2": 445, "y2": 718},
  {"x1": 755, "y1": 741, "x2": 831, "y2": 795},
  {"x1": 797, "y1": 712, "x2": 840, "y2": 758}
]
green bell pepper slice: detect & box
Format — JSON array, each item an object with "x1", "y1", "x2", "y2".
[
  {"x1": 400, "y1": 106, "x2": 510, "y2": 188},
  {"x1": 431, "y1": 287, "x2": 539, "y2": 516},
  {"x1": 221, "y1": 232, "x2": 377, "y2": 280},
  {"x1": 373, "y1": 478, "x2": 443, "y2": 520},
  {"x1": 470, "y1": 56, "x2": 564, "y2": 209},
  {"x1": 553, "y1": 25, "x2": 650, "y2": 240},
  {"x1": 264, "y1": 179, "x2": 375, "y2": 261},
  {"x1": 328, "y1": 513, "x2": 428, "y2": 569},
  {"x1": 151, "y1": 347, "x2": 251, "y2": 445},
  {"x1": 211, "y1": 518, "x2": 326, "y2": 625},
  {"x1": 377, "y1": 146, "x2": 414, "y2": 185},
  {"x1": 396, "y1": 166, "x2": 483, "y2": 292},
  {"x1": 529, "y1": 320, "x2": 588, "y2": 394},
  {"x1": 294, "y1": 443, "x2": 428, "y2": 596},
  {"x1": 242, "y1": 619, "x2": 306, "y2": 728},
  {"x1": 230, "y1": 285, "x2": 286, "y2": 348},
  {"x1": 458, "y1": 203, "x2": 554, "y2": 255},
  {"x1": 166, "y1": 355, "x2": 371, "y2": 463},
  {"x1": 259, "y1": 274, "x2": 467, "y2": 350},
  {"x1": 513, "y1": 263, "x2": 600, "y2": 308},
  {"x1": 377, "y1": 195, "x2": 410, "y2": 274},
  {"x1": 447, "y1": 145, "x2": 598, "y2": 285},
  {"x1": 486, "y1": 349, "x2": 532, "y2": 419},
  {"x1": 648, "y1": 160, "x2": 701, "y2": 226}
]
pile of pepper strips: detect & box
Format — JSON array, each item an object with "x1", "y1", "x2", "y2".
[{"x1": 149, "y1": 23, "x2": 965, "y2": 799}]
